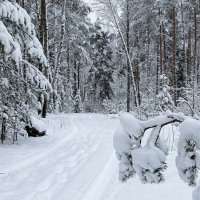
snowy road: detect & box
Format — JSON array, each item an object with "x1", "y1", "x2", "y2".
[
  {"x1": 0, "y1": 114, "x2": 119, "y2": 200},
  {"x1": 0, "y1": 114, "x2": 194, "y2": 200}
]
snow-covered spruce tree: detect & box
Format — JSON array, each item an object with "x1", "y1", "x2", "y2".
[
  {"x1": 102, "y1": 98, "x2": 117, "y2": 114},
  {"x1": 73, "y1": 90, "x2": 83, "y2": 113},
  {"x1": 0, "y1": 0, "x2": 51, "y2": 141},
  {"x1": 114, "y1": 112, "x2": 200, "y2": 200},
  {"x1": 156, "y1": 74, "x2": 174, "y2": 112},
  {"x1": 87, "y1": 22, "x2": 114, "y2": 111}
]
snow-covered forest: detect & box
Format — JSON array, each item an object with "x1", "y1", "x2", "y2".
[{"x1": 0, "y1": 0, "x2": 200, "y2": 199}]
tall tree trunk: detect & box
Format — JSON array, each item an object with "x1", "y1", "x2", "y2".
[
  {"x1": 146, "y1": 25, "x2": 150, "y2": 100},
  {"x1": 67, "y1": 45, "x2": 70, "y2": 82},
  {"x1": 39, "y1": 0, "x2": 48, "y2": 73},
  {"x1": 156, "y1": 37, "x2": 159, "y2": 95},
  {"x1": 162, "y1": 22, "x2": 166, "y2": 74},
  {"x1": 107, "y1": 0, "x2": 140, "y2": 110},
  {"x1": 73, "y1": 59, "x2": 77, "y2": 97},
  {"x1": 42, "y1": 92, "x2": 48, "y2": 118},
  {"x1": 192, "y1": 8, "x2": 197, "y2": 109},
  {"x1": 187, "y1": 27, "x2": 192, "y2": 83},
  {"x1": 180, "y1": 0, "x2": 187, "y2": 82},
  {"x1": 159, "y1": 9, "x2": 163, "y2": 76},
  {"x1": 172, "y1": 6, "x2": 177, "y2": 106},
  {"x1": 39, "y1": 0, "x2": 48, "y2": 118},
  {"x1": 77, "y1": 63, "x2": 80, "y2": 90},
  {"x1": 135, "y1": 35, "x2": 141, "y2": 106},
  {"x1": 194, "y1": 8, "x2": 197, "y2": 78},
  {"x1": 126, "y1": 0, "x2": 131, "y2": 112},
  {"x1": 40, "y1": 0, "x2": 48, "y2": 57}
]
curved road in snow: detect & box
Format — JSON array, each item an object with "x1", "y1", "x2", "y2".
[{"x1": 0, "y1": 114, "x2": 119, "y2": 200}]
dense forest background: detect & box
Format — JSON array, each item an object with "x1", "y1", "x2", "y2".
[{"x1": 0, "y1": 0, "x2": 200, "y2": 139}]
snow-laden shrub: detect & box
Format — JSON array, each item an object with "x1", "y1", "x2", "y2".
[
  {"x1": 132, "y1": 145, "x2": 167, "y2": 183},
  {"x1": 113, "y1": 112, "x2": 200, "y2": 200},
  {"x1": 114, "y1": 113, "x2": 169, "y2": 183},
  {"x1": 176, "y1": 119, "x2": 200, "y2": 186},
  {"x1": 113, "y1": 125, "x2": 135, "y2": 182}
]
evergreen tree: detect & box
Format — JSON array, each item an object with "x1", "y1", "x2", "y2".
[
  {"x1": 157, "y1": 75, "x2": 174, "y2": 112},
  {"x1": 88, "y1": 22, "x2": 114, "y2": 110},
  {"x1": 0, "y1": 0, "x2": 51, "y2": 141}
]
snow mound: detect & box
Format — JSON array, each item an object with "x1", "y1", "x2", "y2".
[
  {"x1": 30, "y1": 116, "x2": 46, "y2": 133},
  {"x1": 120, "y1": 113, "x2": 143, "y2": 139},
  {"x1": 132, "y1": 146, "x2": 167, "y2": 183}
]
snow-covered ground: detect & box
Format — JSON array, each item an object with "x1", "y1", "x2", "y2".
[{"x1": 0, "y1": 114, "x2": 193, "y2": 200}]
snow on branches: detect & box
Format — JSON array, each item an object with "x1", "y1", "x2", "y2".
[
  {"x1": 0, "y1": 0, "x2": 50, "y2": 90},
  {"x1": 176, "y1": 119, "x2": 200, "y2": 186},
  {"x1": 0, "y1": 21, "x2": 22, "y2": 64},
  {"x1": 114, "y1": 112, "x2": 200, "y2": 200}
]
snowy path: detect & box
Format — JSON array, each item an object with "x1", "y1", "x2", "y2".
[
  {"x1": 0, "y1": 114, "x2": 194, "y2": 200},
  {"x1": 0, "y1": 114, "x2": 119, "y2": 200}
]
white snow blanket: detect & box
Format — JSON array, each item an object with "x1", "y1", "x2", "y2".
[{"x1": 0, "y1": 114, "x2": 196, "y2": 200}]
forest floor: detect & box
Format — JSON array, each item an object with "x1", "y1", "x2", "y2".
[{"x1": 0, "y1": 114, "x2": 193, "y2": 200}]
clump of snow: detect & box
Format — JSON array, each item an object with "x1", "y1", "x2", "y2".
[
  {"x1": 0, "y1": 21, "x2": 22, "y2": 64},
  {"x1": 156, "y1": 137, "x2": 169, "y2": 156},
  {"x1": 113, "y1": 125, "x2": 135, "y2": 182},
  {"x1": 23, "y1": 60, "x2": 52, "y2": 91},
  {"x1": 132, "y1": 146, "x2": 167, "y2": 183},
  {"x1": 30, "y1": 116, "x2": 46, "y2": 133},
  {"x1": 113, "y1": 125, "x2": 133, "y2": 158},
  {"x1": 0, "y1": 1, "x2": 32, "y2": 34},
  {"x1": 120, "y1": 113, "x2": 143, "y2": 139},
  {"x1": 26, "y1": 35, "x2": 48, "y2": 66}
]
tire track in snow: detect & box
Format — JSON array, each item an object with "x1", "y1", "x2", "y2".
[
  {"x1": 21, "y1": 115, "x2": 97, "y2": 200},
  {"x1": 4, "y1": 128, "x2": 76, "y2": 174},
  {"x1": 54, "y1": 115, "x2": 117, "y2": 200},
  {"x1": 81, "y1": 152, "x2": 118, "y2": 200},
  {"x1": 19, "y1": 114, "x2": 104, "y2": 200},
  {"x1": 0, "y1": 114, "x2": 119, "y2": 200},
  {"x1": 2, "y1": 120, "x2": 78, "y2": 175}
]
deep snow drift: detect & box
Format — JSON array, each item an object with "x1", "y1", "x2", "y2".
[{"x1": 0, "y1": 114, "x2": 193, "y2": 200}]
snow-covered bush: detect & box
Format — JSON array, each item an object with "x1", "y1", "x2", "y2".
[
  {"x1": 113, "y1": 125, "x2": 136, "y2": 181},
  {"x1": 176, "y1": 119, "x2": 200, "y2": 186},
  {"x1": 113, "y1": 112, "x2": 200, "y2": 200}
]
